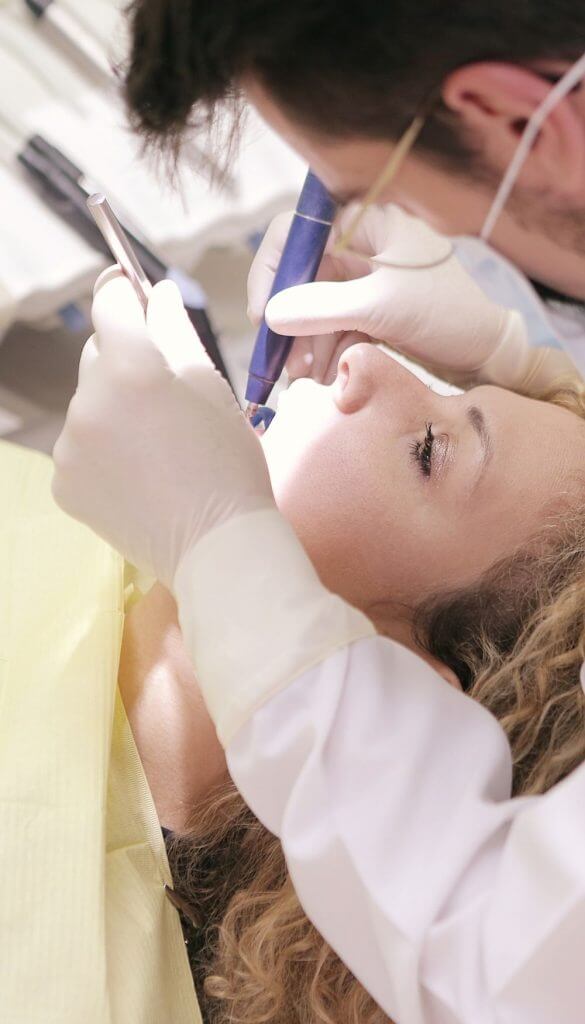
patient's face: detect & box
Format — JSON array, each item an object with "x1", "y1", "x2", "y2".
[{"x1": 262, "y1": 343, "x2": 585, "y2": 624}]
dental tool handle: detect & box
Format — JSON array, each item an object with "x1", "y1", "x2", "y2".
[
  {"x1": 18, "y1": 141, "x2": 234, "y2": 390},
  {"x1": 245, "y1": 171, "x2": 337, "y2": 409},
  {"x1": 87, "y1": 193, "x2": 152, "y2": 313}
]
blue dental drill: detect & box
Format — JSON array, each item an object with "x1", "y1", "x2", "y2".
[{"x1": 245, "y1": 170, "x2": 338, "y2": 424}]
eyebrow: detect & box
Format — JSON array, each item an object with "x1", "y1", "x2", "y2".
[{"x1": 467, "y1": 405, "x2": 493, "y2": 484}]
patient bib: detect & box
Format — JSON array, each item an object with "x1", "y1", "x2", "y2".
[{"x1": 0, "y1": 440, "x2": 200, "y2": 1023}]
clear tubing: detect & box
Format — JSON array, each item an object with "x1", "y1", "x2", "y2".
[{"x1": 481, "y1": 51, "x2": 585, "y2": 240}]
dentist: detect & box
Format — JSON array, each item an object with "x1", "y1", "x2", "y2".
[
  {"x1": 53, "y1": 262, "x2": 584, "y2": 1024},
  {"x1": 52, "y1": 2, "x2": 585, "y2": 1021},
  {"x1": 122, "y1": 0, "x2": 585, "y2": 380}
]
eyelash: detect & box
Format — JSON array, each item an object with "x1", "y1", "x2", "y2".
[{"x1": 410, "y1": 422, "x2": 434, "y2": 478}]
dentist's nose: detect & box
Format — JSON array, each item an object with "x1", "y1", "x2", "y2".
[{"x1": 334, "y1": 341, "x2": 384, "y2": 415}]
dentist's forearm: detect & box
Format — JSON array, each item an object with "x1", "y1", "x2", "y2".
[{"x1": 173, "y1": 507, "x2": 374, "y2": 745}]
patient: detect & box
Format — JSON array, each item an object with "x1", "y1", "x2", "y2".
[{"x1": 119, "y1": 341, "x2": 585, "y2": 1023}]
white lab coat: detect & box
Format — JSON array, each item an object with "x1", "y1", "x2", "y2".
[
  {"x1": 175, "y1": 239, "x2": 585, "y2": 1024},
  {"x1": 174, "y1": 510, "x2": 585, "y2": 1024},
  {"x1": 227, "y1": 636, "x2": 585, "y2": 1024}
]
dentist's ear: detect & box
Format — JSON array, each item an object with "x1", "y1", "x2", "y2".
[{"x1": 442, "y1": 62, "x2": 585, "y2": 198}]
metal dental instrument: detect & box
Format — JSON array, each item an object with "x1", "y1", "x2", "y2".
[
  {"x1": 87, "y1": 193, "x2": 152, "y2": 313},
  {"x1": 17, "y1": 136, "x2": 233, "y2": 387},
  {"x1": 244, "y1": 170, "x2": 337, "y2": 421},
  {"x1": 23, "y1": 0, "x2": 112, "y2": 85}
]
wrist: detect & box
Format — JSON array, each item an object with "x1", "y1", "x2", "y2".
[
  {"x1": 478, "y1": 310, "x2": 532, "y2": 388},
  {"x1": 479, "y1": 312, "x2": 579, "y2": 393},
  {"x1": 173, "y1": 508, "x2": 374, "y2": 745}
]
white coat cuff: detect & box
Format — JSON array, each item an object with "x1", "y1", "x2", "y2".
[{"x1": 173, "y1": 508, "x2": 375, "y2": 745}]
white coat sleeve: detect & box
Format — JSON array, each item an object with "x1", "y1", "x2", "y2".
[
  {"x1": 174, "y1": 509, "x2": 585, "y2": 1024},
  {"x1": 227, "y1": 638, "x2": 585, "y2": 1024}
]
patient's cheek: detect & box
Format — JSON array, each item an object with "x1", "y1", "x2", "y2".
[
  {"x1": 271, "y1": 443, "x2": 433, "y2": 614},
  {"x1": 261, "y1": 383, "x2": 424, "y2": 608},
  {"x1": 270, "y1": 450, "x2": 390, "y2": 608},
  {"x1": 266, "y1": 445, "x2": 356, "y2": 596}
]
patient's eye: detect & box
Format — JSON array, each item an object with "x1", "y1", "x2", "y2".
[{"x1": 410, "y1": 423, "x2": 434, "y2": 479}]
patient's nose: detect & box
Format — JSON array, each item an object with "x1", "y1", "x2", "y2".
[
  {"x1": 335, "y1": 342, "x2": 423, "y2": 416},
  {"x1": 333, "y1": 344, "x2": 434, "y2": 419},
  {"x1": 334, "y1": 341, "x2": 380, "y2": 414}
]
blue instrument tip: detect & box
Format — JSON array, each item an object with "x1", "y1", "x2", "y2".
[{"x1": 251, "y1": 406, "x2": 276, "y2": 431}]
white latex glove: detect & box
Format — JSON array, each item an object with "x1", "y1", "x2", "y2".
[
  {"x1": 248, "y1": 203, "x2": 568, "y2": 392},
  {"x1": 54, "y1": 267, "x2": 373, "y2": 747},
  {"x1": 52, "y1": 268, "x2": 274, "y2": 587}
]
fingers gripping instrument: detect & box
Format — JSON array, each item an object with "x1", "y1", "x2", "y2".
[{"x1": 245, "y1": 170, "x2": 337, "y2": 419}]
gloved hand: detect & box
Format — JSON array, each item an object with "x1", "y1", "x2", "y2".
[
  {"x1": 52, "y1": 269, "x2": 274, "y2": 587},
  {"x1": 248, "y1": 203, "x2": 553, "y2": 391}
]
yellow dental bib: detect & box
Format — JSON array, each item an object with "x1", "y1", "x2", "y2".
[{"x1": 0, "y1": 440, "x2": 200, "y2": 1023}]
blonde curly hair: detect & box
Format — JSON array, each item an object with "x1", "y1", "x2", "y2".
[{"x1": 166, "y1": 381, "x2": 585, "y2": 1024}]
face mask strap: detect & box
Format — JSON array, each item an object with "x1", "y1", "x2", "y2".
[{"x1": 480, "y1": 51, "x2": 585, "y2": 241}]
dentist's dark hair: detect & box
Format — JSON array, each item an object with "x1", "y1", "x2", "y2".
[{"x1": 124, "y1": 0, "x2": 585, "y2": 173}]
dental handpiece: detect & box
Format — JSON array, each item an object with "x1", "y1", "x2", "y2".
[
  {"x1": 245, "y1": 170, "x2": 337, "y2": 420},
  {"x1": 86, "y1": 193, "x2": 152, "y2": 312}
]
